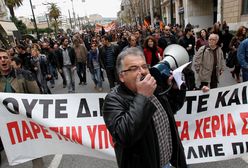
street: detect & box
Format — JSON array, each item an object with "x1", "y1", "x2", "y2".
[{"x1": 1, "y1": 66, "x2": 248, "y2": 168}]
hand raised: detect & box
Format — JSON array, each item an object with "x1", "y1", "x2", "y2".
[{"x1": 136, "y1": 73, "x2": 157, "y2": 97}]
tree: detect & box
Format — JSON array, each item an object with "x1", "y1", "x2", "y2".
[
  {"x1": 11, "y1": 16, "x2": 27, "y2": 35},
  {"x1": 4, "y1": 0, "x2": 23, "y2": 18},
  {"x1": 47, "y1": 3, "x2": 61, "y2": 35}
]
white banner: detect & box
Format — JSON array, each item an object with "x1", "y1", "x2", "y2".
[{"x1": 0, "y1": 82, "x2": 248, "y2": 165}]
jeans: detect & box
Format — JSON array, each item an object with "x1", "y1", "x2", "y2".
[
  {"x1": 63, "y1": 65, "x2": 75, "y2": 93},
  {"x1": 163, "y1": 163, "x2": 171, "y2": 168},
  {"x1": 242, "y1": 68, "x2": 248, "y2": 82},
  {"x1": 77, "y1": 62, "x2": 86, "y2": 83},
  {"x1": 105, "y1": 67, "x2": 117, "y2": 88},
  {"x1": 49, "y1": 64, "x2": 57, "y2": 85},
  {"x1": 90, "y1": 68, "x2": 102, "y2": 88}
]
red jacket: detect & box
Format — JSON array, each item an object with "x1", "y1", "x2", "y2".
[{"x1": 143, "y1": 47, "x2": 163, "y2": 66}]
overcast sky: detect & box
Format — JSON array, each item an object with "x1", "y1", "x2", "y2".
[{"x1": 15, "y1": 0, "x2": 121, "y2": 18}]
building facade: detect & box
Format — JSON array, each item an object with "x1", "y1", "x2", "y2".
[{"x1": 121, "y1": 0, "x2": 248, "y2": 31}]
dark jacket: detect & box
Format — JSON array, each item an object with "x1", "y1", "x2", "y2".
[
  {"x1": 99, "y1": 44, "x2": 119, "y2": 69},
  {"x1": 103, "y1": 83, "x2": 187, "y2": 168},
  {"x1": 0, "y1": 69, "x2": 40, "y2": 93},
  {"x1": 56, "y1": 46, "x2": 76, "y2": 69}
]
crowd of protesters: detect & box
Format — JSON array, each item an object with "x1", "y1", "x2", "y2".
[
  {"x1": 2, "y1": 20, "x2": 247, "y2": 95},
  {"x1": 1, "y1": 19, "x2": 248, "y2": 166}
]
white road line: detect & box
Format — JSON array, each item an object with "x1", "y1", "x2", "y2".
[
  {"x1": 48, "y1": 154, "x2": 63, "y2": 168},
  {"x1": 242, "y1": 156, "x2": 248, "y2": 163}
]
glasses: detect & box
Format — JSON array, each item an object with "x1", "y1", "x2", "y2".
[
  {"x1": 164, "y1": 29, "x2": 170, "y2": 31},
  {"x1": 121, "y1": 64, "x2": 150, "y2": 73}
]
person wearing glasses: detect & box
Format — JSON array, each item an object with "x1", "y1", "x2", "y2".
[
  {"x1": 194, "y1": 33, "x2": 225, "y2": 89},
  {"x1": 103, "y1": 48, "x2": 187, "y2": 168},
  {"x1": 158, "y1": 25, "x2": 177, "y2": 51},
  {"x1": 0, "y1": 48, "x2": 44, "y2": 167}
]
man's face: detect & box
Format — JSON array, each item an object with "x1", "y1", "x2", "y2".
[
  {"x1": 129, "y1": 36, "x2": 137, "y2": 47},
  {"x1": 63, "y1": 39, "x2": 69, "y2": 47},
  {"x1": 11, "y1": 61, "x2": 20, "y2": 69},
  {"x1": 101, "y1": 38, "x2": 107, "y2": 46},
  {"x1": 164, "y1": 26, "x2": 171, "y2": 35},
  {"x1": 208, "y1": 34, "x2": 218, "y2": 48},
  {"x1": 119, "y1": 55, "x2": 149, "y2": 93},
  {"x1": 134, "y1": 31, "x2": 140, "y2": 39},
  {"x1": 0, "y1": 51, "x2": 11, "y2": 74}
]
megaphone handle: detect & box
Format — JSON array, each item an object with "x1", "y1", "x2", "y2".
[
  {"x1": 158, "y1": 84, "x2": 172, "y2": 96},
  {"x1": 164, "y1": 54, "x2": 179, "y2": 68}
]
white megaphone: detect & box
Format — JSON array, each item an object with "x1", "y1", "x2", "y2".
[{"x1": 150, "y1": 44, "x2": 189, "y2": 84}]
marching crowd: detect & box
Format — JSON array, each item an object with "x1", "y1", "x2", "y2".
[
  {"x1": 2, "y1": 21, "x2": 247, "y2": 95},
  {"x1": 0, "y1": 20, "x2": 248, "y2": 167}
]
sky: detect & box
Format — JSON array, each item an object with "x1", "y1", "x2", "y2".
[{"x1": 15, "y1": 0, "x2": 121, "y2": 18}]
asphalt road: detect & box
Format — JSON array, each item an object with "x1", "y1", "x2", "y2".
[{"x1": 1, "y1": 66, "x2": 248, "y2": 168}]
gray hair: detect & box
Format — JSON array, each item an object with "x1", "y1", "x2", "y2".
[{"x1": 116, "y1": 47, "x2": 145, "y2": 74}]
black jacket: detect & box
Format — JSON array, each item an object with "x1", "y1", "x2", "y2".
[
  {"x1": 99, "y1": 44, "x2": 119, "y2": 69},
  {"x1": 103, "y1": 83, "x2": 187, "y2": 168},
  {"x1": 57, "y1": 46, "x2": 76, "y2": 69}
]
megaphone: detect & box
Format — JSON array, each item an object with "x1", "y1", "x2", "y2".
[{"x1": 150, "y1": 44, "x2": 189, "y2": 85}]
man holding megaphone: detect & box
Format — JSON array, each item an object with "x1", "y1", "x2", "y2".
[{"x1": 102, "y1": 48, "x2": 187, "y2": 168}]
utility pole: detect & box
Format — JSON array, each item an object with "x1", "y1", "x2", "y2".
[
  {"x1": 78, "y1": 15, "x2": 81, "y2": 28},
  {"x1": 71, "y1": 0, "x2": 77, "y2": 28},
  {"x1": 68, "y1": 9, "x2": 73, "y2": 29},
  {"x1": 149, "y1": 0, "x2": 154, "y2": 29},
  {"x1": 29, "y1": 0, "x2": 39, "y2": 39},
  {"x1": 45, "y1": 13, "x2": 50, "y2": 28},
  {"x1": 170, "y1": 0, "x2": 173, "y2": 25}
]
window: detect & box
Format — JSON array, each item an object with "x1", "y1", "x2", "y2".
[{"x1": 242, "y1": 0, "x2": 248, "y2": 15}]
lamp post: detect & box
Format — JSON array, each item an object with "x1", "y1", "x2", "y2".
[
  {"x1": 170, "y1": 0, "x2": 173, "y2": 25},
  {"x1": 71, "y1": 0, "x2": 77, "y2": 28},
  {"x1": 29, "y1": 0, "x2": 39, "y2": 39}
]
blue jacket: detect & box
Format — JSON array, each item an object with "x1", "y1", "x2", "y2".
[{"x1": 237, "y1": 38, "x2": 248, "y2": 69}]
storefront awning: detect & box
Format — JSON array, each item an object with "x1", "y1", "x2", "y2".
[{"x1": 0, "y1": 21, "x2": 18, "y2": 36}]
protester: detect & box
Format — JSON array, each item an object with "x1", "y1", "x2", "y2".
[
  {"x1": 0, "y1": 48, "x2": 44, "y2": 168},
  {"x1": 143, "y1": 36, "x2": 163, "y2": 67},
  {"x1": 30, "y1": 48, "x2": 51, "y2": 94},
  {"x1": 87, "y1": 43, "x2": 103, "y2": 91},
  {"x1": 196, "y1": 29, "x2": 208, "y2": 51},
  {"x1": 99, "y1": 35, "x2": 120, "y2": 89},
  {"x1": 158, "y1": 25, "x2": 177, "y2": 50},
  {"x1": 122, "y1": 35, "x2": 143, "y2": 51},
  {"x1": 222, "y1": 26, "x2": 233, "y2": 59},
  {"x1": 73, "y1": 36, "x2": 88, "y2": 85},
  {"x1": 179, "y1": 26, "x2": 195, "y2": 61},
  {"x1": 57, "y1": 37, "x2": 77, "y2": 93},
  {"x1": 229, "y1": 26, "x2": 247, "y2": 83},
  {"x1": 103, "y1": 48, "x2": 187, "y2": 168},
  {"x1": 237, "y1": 38, "x2": 248, "y2": 82},
  {"x1": 194, "y1": 33, "x2": 225, "y2": 89}
]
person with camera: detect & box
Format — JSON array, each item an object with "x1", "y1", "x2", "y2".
[{"x1": 102, "y1": 48, "x2": 187, "y2": 168}]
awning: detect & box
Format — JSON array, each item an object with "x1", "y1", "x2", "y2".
[{"x1": 0, "y1": 21, "x2": 18, "y2": 36}]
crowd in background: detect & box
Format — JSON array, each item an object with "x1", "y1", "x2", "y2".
[{"x1": 5, "y1": 20, "x2": 248, "y2": 94}]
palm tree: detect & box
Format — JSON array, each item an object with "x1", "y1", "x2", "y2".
[
  {"x1": 47, "y1": 3, "x2": 61, "y2": 34},
  {"x1": 4, "y1": 0, "x2": 23, "y2": 18}
]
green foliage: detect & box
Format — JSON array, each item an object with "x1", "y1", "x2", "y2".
[
  {"x1": 4, "y1": 0, "x2": 23, "y2": 18},
  {"x1": 11, "y1": 17, "x2": 27, "y2": 34},
  {"x1": 27, "y1": 27, "x2": 53, "y2": 34}
]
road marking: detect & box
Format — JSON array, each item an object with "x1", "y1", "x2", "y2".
[
  {"x1": 48, "y1": 154, "x2": 63, "y2": 168},
  {"x1": 242, "y1": 156, "x2": 248, "y2": 163}
]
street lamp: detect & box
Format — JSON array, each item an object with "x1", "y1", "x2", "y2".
[
  {"x1": 71, "y1": 0, "x2": 77, "y2": 28},
  {"x1": 29, "y1": 0, "x2": 39, "y2": 39}
]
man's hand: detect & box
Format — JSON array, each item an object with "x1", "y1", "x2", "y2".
[{"x1": 136, "y1": 73, "x2": 157, "y2": 97}]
